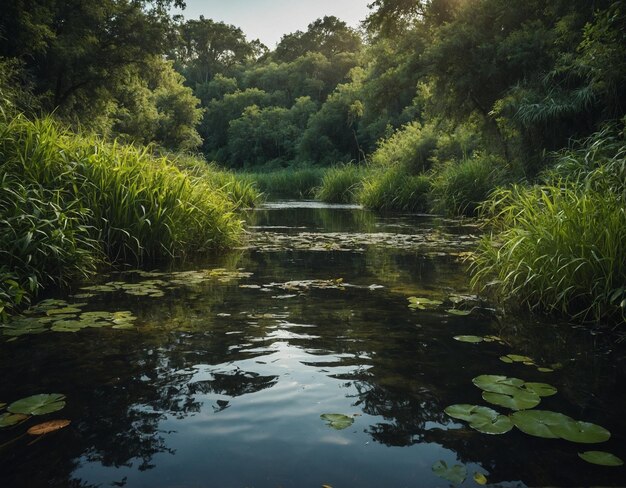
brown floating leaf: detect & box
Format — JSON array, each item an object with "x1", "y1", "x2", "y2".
[{"x1": 27, "y1": 419, "x2": 71, "y2": 435}]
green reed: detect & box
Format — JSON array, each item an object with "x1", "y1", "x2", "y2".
[{"x1": 357, "y1": 165, "x2": 431, "y2": 212}]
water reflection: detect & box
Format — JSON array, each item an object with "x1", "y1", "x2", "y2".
[{"x1": 0, "y1": 203, "x2": 624, "y2": 487}]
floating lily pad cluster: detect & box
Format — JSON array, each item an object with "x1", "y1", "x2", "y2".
[
  {"x1": 453, "y1": 335, "x2": 505, "y2": 344},
  {"x1": 0, "y1": 394, "x2": 66, "y2": 428},
  {"x1": 0, "y1": 394, "x2": 71, "y2": 443},
  {"x1": 243, "y1": 230, "x2": 479, "y2": 256},
  {"x1": 444, "y1": 374, "x2": 622, "y2": 467},
  {"x1": 408, "y1": 293, "x2": 479, "y2": 316},
  {"x1": 1, "y1": 300, "x2": 137, "y2": 337},
  {"x1": 500, "y1": 353, "x2": 556, "y2": 373}
]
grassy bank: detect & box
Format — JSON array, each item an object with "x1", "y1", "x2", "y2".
[
  {"x1": 242, "y1": 167, "x2": 325, "y2": 199},
  {"x1": 0, "y1": 114, "x2": 256, "y2": 317},
  {"x1": 471, "y1": 127, "x2": 626, "y2": 324}
]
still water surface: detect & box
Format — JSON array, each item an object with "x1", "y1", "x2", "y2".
[{"x1": 1, "y1": 202, "x2": 625, "y2": 487}]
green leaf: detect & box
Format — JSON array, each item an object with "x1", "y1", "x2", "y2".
[
  {"x1": 472, "y1": 375, "x2": 524, "y2": 395},
  {"x1": 469, "y1": 413, "x2": 514, "y2": 435},
  {"x1": 447, "y1": 309, "x2": 472, "y2": 316},
  {"x1": 482, "y1": 390, "x2": 541, "y2": 411},
  {"x1": 551, "y1": 420, "x2": 611, "y2": 444},
  {"x1": 444, "y1": 404, "x2": 498, "y2": 422},
  {"x1": 453, "y1": 335, "x2": 483, "y2": 343},
  {"x1": 0, "y1": 412, "x2": 28, "y2": 427},
  {"x1": 578, "y1": 451, "x2": 623, "y2": 466},
  {"x1": 444, "y1": 404, "x2": 513, "y2": 435},
  {"x1": 511, "y1": 410, "x2": 571, "y2": 438},
  {"x1": 320, "y1": 413, "x2": 354, "y2": 430},
  {"x1": 523, "y1": 382, "x2": 557, "y2": 397},
  {"x1": 8, "y1": 394, "x2": 66, "y2": 415},
  {"x1": 432, "y1": 460, "x2": 467, "y2": 484}
]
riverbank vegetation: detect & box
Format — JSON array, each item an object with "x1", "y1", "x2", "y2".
[{"x1": 1, "y1": 0, "x2": 624, "y2": 324}]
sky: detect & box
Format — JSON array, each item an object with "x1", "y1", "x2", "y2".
[{"x1": 171, "y1": 0, "x2": 373, "y2": 49}]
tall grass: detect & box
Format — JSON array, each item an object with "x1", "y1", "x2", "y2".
[
  {"x1": 0, "y1": 113, "x2": 246, "y2": 316},
  {"x1": 244, "y1": 167, "x2": 325, "y2": 199},
  {"x1": 471, "y1": 128, "x2": 626, "y2": 324},
  {"x1": 431, "y1": 154, "x2": 509, "y2": 216},
  {"x1": 357, "y1": 166, "x2": 432, "y2": 212},
  {"x1": 315, "y1": 163, "x2": 366, "y2": 203}
]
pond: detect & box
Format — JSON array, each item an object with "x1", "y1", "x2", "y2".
[{"x1": 1, "y1": 201, "x2": 625, "y2": 487}]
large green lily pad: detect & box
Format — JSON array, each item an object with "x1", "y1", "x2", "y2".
[
  {"x1": 578, "y1": 451, "x2": 623, "y2": 466},
  {"x1": 320, "y1": 413, "x2": 354, "y2": 430},
  {"x1": 470, "y1": 413, "x2": 514, "y2": 434},
  {"x1": 432, "y1": 460, "x2": 467, "y2": 484},
  {"x1": 8, "y1": 394, "x2": 66, "y2": 415},
  {"x1": 444, "y1": 404, "x2": 497, "y2": 422},
  {"x1": 482, "y1": 390, "x2": 541, "y2": 411},
  {"x1": 510, "y1": 410, "x2": 571, "y2": 439},
  {"x1": 552, "y1": 420, "x2": 611, "y2": 444}
]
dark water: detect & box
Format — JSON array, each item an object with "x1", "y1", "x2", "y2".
[{"x1": 1, "y1": 202, "x2": 625, "y2": 488}]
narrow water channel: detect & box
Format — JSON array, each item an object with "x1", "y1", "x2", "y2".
[{"x1": 1, "y1": 202, "x2": 624, "y2": 487}]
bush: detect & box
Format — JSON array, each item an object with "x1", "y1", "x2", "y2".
[
  {"x1": 370, "y1": 122, "x2": 438, "y2": 174},
  {"x1": 357, "y1": 166, "x2": 431, "y2": 212},
  {"x1": 471, "y1": 127, "x2": 626, "y2": 324},
  {"x1": 431, "y1": 154, "x2": 508, "y2": 216},
  {"x1": 315, "y1": 163, "x2": 366, "y2": 203}
]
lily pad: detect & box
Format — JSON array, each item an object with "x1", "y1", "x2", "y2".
[
  {"x1": 524, "y1": 382, "x2": 558, "y2": 397},
  {"x1": 500, "y1": 354, "x2": 534, "y2": 364},
  {"x1": 27, "y1": 419, "x2": 71, "y2": 435},
  {"x1": 320, "y1": 413, "x2": 354, "y2": 430},
  {"x1": 511, "y1": 410, "x2": 573, "y2": 439},
  {"x1": 472, "y1": 375, "x2": 524, "y2": 395},
  {"x1": 552, "y1": 420, "x2": 611, "y2": 444},
  {"x1": 470, "y1": 413, "x2": 514, "y2": 434},
  {"x1": 432, "y1": 460, "x2": 467, "y2": 484},
  {"x1": 537, "y1": 367, "x2": 554, "y2": 373},
  {"x1": 482, "y1": 390, "x2": 540, "y2": 411},
  {"x1": 444, "y1": 404, "x2": 513, "y2": 435},
  {"x1": 453, "y1": 335, "x2": 483, "y2": 343},
  {"x1": 578, "y1": 451, "x2": 623, "y2": 466},
  {"x1": 0, "y1": 412, "x2": 28, "y2": 427},
  {"x1": 447, "y1": 309, "x2": 472, "y2": 316},
  {"x1": 8, "y1": 394, "x2": 66, "y2": 415},
  {"x1": 408, "y1": 297, "x2": 443, "y2": 310},
  {"x1": 444, "y1": 404, "x2": 497, "y2": 422}
]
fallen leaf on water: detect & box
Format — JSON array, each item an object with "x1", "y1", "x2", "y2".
[
  {"x1": 27, "y1": 419, "x2": 71, "y2": 435},
  {"x1": 473, "y1": 472, "x2": 488, "y2": 485}
]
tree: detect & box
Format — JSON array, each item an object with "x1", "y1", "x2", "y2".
[
  {"x1": 273, "y1": 16, "x2": 362, "y2": 62},
  {"x1": 173, "y1": 16, "x2": 266, "y2": 85},
  {"x1": 0, "y1": 0, "x2": 182, "y2": 113}
]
